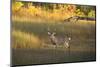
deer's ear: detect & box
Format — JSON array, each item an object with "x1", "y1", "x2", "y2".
[
  {"x1": 53, "y1": 32, "x2": 56, "y2": 35},
  {"x1": 48, "y1": 32, "x2": 51, "y2": 35}
]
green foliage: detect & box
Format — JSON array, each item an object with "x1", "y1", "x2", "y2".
[
  {"x1": 88, "y1": 10, "x2": 95, "y2": 17},
  {"x1": 76, "y1": 5, "x2": 96, "y2": 17},
  {"x1": 12, "y1": 2, "x2": 23, "y2": 13},
  {"x1": 75, "y1": 9, "x2": 85, "y2": 16},
  {"x1": 12, "y1": 1, "x2": 96, "y2": 23}
]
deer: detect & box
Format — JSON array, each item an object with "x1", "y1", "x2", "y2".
[
  {"x1": 47, "y1": 30, "x2": 71, "y2": 48},
  {"x1": 47, "y1": 31, "x2": 58, "y2": 48},
  {"x1": 64, "y1": 37, "x2": 71, "y2": 48}
]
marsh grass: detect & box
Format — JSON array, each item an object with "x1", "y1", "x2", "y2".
[
  {"x1": 12, "y1": 20, "x2": 95, "y2": 49},
  {"x1": 12, "y1": 30, "x2": 42, "y2": 48},
  {"x1": 12, "y1": 19, "x2": 96, "y2": 66}
]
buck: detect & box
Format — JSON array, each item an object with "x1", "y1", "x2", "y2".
[
  {"x1": 47, "y1": 31, "x2": 58, "y2": 48},
  {"x1": 47, "y1": 31, "x2": 71, "y2": 48}
]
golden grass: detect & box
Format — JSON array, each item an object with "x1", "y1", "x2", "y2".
[
  {"x1": 12, "y1": 30, "x2": 42, "y2": 48},
  {"x1": 77, "y1": 20, "x2": 96, "y2": 24}
]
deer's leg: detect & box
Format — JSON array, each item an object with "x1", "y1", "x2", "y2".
[{"x1": 64, "y1": 42, "x2": 69, "y2": 48}]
